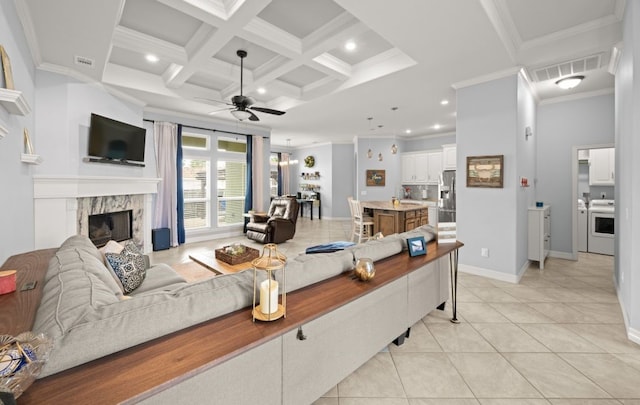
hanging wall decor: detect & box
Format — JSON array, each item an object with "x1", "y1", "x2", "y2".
[{"x1": 466, "y1": 155, "x2": 504, "y2": 188}]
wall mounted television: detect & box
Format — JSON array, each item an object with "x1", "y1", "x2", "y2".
[{"x1": 86, "y1": 113, "x2": 146, "y2": 166}]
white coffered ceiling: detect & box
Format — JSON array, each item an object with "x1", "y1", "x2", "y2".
[{"x1": 15, "y1": 0, "x2": 623, "y2": 146}]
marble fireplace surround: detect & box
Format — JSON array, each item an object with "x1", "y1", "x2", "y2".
[{"x1": 33, "y1": 176, "x2": 161, "y2": 252}]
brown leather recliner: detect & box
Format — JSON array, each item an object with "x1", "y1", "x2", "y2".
[{"x1": 246, "y1": 196, "x2": 300, "y2": 244}]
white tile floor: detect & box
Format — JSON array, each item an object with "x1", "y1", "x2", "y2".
[{"x1": 149, "y1": 218, "x2": 640, "y2": 404}]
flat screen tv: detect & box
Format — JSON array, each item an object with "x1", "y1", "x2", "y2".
[{"x1": 88, "y1": 113, "x2": 146, "y2": 163}]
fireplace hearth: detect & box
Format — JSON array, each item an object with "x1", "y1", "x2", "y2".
[{"x1": 89, "y1": 210, "x2": 133, "y2": 247}]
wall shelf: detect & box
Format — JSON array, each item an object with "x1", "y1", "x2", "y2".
[
  {"x1": 21, "y1": 153, "x2": 43, "y2": 165},
  {"x1": 0, "y1": 88, "x2": 31, "y2": 116}
]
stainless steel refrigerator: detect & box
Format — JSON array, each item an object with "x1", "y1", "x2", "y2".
[{"x1": 438, "y1": 170, "x2": 456, "y2": 223}]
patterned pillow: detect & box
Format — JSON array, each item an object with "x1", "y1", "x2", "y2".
[{"x1": 105, "y1": 242, "x2": 146, "y2": 294}]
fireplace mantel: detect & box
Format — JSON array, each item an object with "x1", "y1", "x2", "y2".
[
  {"x1": 33, "y1": 176, "x2": 162, "y2": 252},
  {"x1": 33, "y1": 175, "x2": 161, "y2": 198}
]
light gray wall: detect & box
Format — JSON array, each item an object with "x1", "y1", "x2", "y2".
[
  {"x1": 34, "y1": 71, "x2": 149, "y2": 178},
  {"x1": 0, "y1": 1, "x2": 36, "y2": 263},
  {"x1": 516, "y1": 74, "x2": 537, "y2": 269},
  {"x1": 456, "y1": 75, "x2": 520, "y2": 277},
  {"x1": 292, "y1": 143, "x2": 332, "y2": 218},
  {"x1": 615, "y1": 0, "x2": 640, "y2": 339},
  {"x1": 332, "y1": 143, "x2": 355, "y2": 219},
  {"x1": 537, "y1": 94, "x2": 614, "y2": 254},
  {"x1": 355, "y1": 137, "x2": 402, "y2": 201}
]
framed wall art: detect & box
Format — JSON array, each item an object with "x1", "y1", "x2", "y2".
[
  {"x1": 365, "y1": 169, "x2": 385, "y2": 186},
  {"x1": 466, "y1": 155, "x2": 504, "y2": 188}
]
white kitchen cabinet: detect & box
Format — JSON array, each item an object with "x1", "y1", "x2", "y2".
[
  {"x1": 442, "y1": 144, "x2": 457, "y2": 170},
  {"x1": 528, "y1": 205, "x2": 551, "y2": 269},
  {"x1": 426, "y1": 150, "x2": 442, "y2": 184},
  {"x1": 589, "y1": 148, "x2": 615, "y2": 186},
  {"x1": 401, "y1": 152, "x2": 428, "y2": 184}
]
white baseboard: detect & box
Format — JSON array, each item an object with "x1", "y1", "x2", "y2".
[
  {"x1": 616, "y1": 281, "x2": 640, "y2": 345},
  {"x1": 459, "y1": 263, "x2": 522, "y2": 284},
  {"x1": 186, "y1": 229, "x2": 244, "y2": 244}
]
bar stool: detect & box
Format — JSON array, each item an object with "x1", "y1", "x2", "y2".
[{"x1": 348, "y1": 197, "x2": 374, "y2": 243}]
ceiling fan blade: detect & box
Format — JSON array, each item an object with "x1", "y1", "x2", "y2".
[
  {"x1": 208, "y1": 107, "x2": 232, "y2": 115},
  {"x1": 195, "y1": 97, "x2": 232, "y2": 106},
  {"x1": 248, "y1": 110, "x2": 260, "y2": 121},
  {"x1": 249, "y1": 106, "x2": 286, "y2": 115}
]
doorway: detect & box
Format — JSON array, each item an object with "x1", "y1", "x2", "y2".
[{"x1": 571, "y1": 143, "x2": 615, "y2": 260}]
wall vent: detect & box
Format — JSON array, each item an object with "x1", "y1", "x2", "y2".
[
  {"x1": 532, "y1": 54, "x2": 602, "y2": 82},
  {"x1": 74, "y1": 55, "x2": 95, "y2": 68}
]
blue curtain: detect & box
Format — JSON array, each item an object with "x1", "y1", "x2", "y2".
[{"x1": 176, "y1": 124, "x2": 185, "y2": 244}]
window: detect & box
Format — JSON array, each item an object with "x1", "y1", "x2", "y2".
[
  {"x1": 217, "y1": 160, "x2": 246, "y2": 226},
  {"x1": 182, "y1": 133, "x2": 209, "y2": 150},
  {"x1": 183, "y1": 158, "x2": 210, "y2": 229},
  {"x1": 270, "y1": 152, "x2": 280, "y2": 197}
]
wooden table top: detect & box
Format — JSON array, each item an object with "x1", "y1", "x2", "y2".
[{"x1": 188, "y1": 252, "x2": 254, "y2": 275}]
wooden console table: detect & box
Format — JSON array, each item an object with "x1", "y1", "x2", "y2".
[{"x1": 4, "y1": 241, "x2": 462, "y2": 404}]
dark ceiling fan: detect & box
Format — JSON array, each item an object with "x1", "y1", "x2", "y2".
[{"x1": 206, "y1": 49, "x2": 286, "y2": 122}]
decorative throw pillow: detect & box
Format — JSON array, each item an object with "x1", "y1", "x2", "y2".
[
  {"x1": 99, "y1": 240, "x2": 126, "y2": 293},
  {"x1": 105, "y1": 242, "x2": 146, "y2": 294}
]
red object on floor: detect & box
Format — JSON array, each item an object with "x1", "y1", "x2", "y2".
[{"x1": 0, "y1": 270, "x2": 17, "y2": 294}]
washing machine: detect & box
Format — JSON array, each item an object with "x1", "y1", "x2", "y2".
[{"x1": 588, "y1": 199, "x2": 614, "y2": 255}]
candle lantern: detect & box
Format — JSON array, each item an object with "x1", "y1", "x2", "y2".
[{"x1": 251, "y1": 243, "x2": 287, "y2": 322}]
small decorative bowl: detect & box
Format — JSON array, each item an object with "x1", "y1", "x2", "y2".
[{"x1": 354, "y1": 258, "x2": 375, "y2": 281}]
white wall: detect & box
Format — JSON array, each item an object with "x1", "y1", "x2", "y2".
[
  {"x1": 615, "y1": 0, "x2": 640, "y2": 342},
  {"x1": 536, "y1": 94, "x2": 614, "y2": 254},
  {"x1": 0, "y1": 0, "x2": 36, "y2": 263}
]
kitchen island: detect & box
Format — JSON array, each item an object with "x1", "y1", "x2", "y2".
[{"x1": 361, "y1": 201, "x2": 430, "y2": 235}]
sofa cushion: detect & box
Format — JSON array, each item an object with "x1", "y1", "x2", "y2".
[
  {"x1": 276, "y1": 250, "x2": 353, "y2": 293},
  {"x1": 105, "y1": 242, "x2": 147, "y2": 294},
  {"x1": 130, "y1": 263, "x2": 187, "y2": 295},
  {"x1": 37, "y1": 269, "x2": 258, "y2": 377},
  {"x1": 349, "y1": 234, "x2": 404, "y2": 262},
  {"x1": 46, "y1": 244, "x2": 124, "y2": 298}
]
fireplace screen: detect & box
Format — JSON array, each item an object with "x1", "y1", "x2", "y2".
[{"x1": 88, "y1": 210, "x2": 133, "y2": 247}]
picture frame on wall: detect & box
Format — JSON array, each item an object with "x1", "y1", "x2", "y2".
[
  {"x1": 365, "y1": 169, "x2": 386, "y2": 186},
  {"x1": 407, "y1": 236, "x2": 427, "y2": 257},
  {"x1": 466, "y1": 155, "x2": 504, "y2": 188}
]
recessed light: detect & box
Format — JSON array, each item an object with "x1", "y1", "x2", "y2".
[
  {"x1": 257, "y1": 87, "x2": 266, "y2": 94},
  {"x1": 145, "y1": 54, "x2": 159, "y2": 63},
  {"x1": 440, "y1": 99, "x2": 449, "y2": 105},
  {"x1": 345, "y1": 41, "x2": 357, "y2": 51},
  {"x1": 405, "y1": 129, "x2": 412, "y2": 134},
  {"x1": 556, "y1": 75, "x2": 584, "y2": 90},
  {"x1": 433, "y1": 124, "x2": 441, "y2": 130}
]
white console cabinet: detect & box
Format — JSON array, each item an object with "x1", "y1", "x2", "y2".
[{"x1": 528, "y1": 205, "x2": 551, "y2": 269}]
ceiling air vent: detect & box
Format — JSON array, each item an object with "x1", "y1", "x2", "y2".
[
  {"x1": 532, "y1": 54, "x2": 602, "y2": 82},
  {"x1": 74, "y1": 55, "x2": 95, "y2": 68}
]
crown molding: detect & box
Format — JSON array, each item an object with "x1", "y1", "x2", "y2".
[
  {"x1": 14, "y1": 0, "x2": 42, "y2": 66},
  {"x1": 452, "y1": 66, "x2": 522, "y2": 90},
  {"x1": 539, "y1": 88, "x2": 614, "y2": 106}
]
